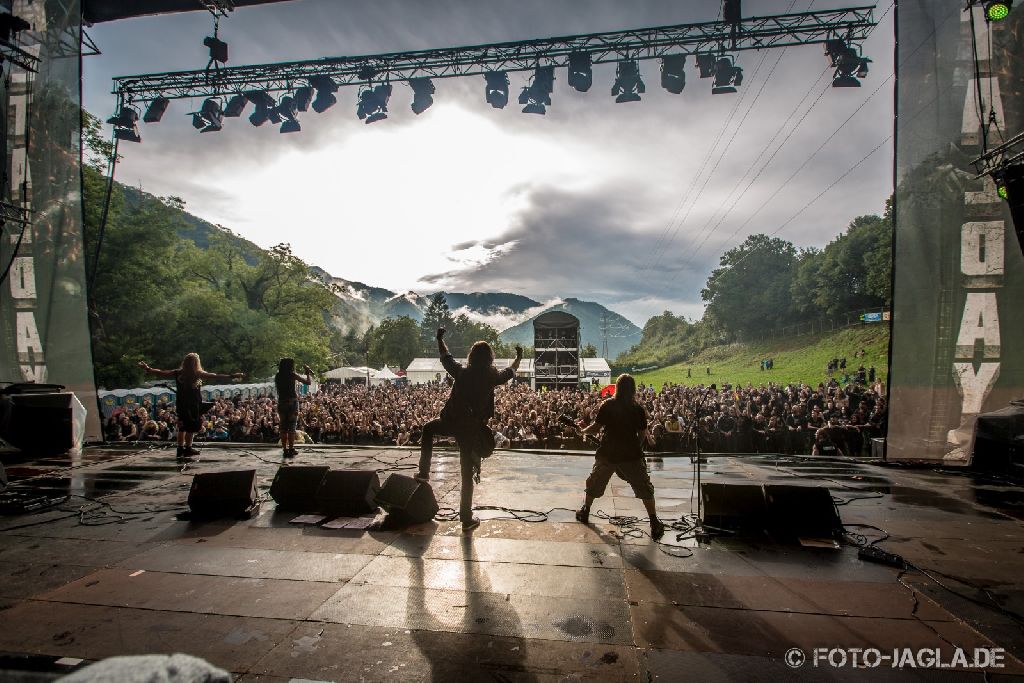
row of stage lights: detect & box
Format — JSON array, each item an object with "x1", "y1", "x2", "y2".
[{"x1": 108, "y1": 39, "x2": 871, "y2": 143}]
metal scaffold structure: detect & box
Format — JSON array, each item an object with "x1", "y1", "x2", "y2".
[{"x1": 105, "y1": 4, "x2": 877, "y2": 139}]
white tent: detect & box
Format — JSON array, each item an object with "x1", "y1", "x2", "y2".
[
  {"x1": 405, "y1": 358, "x2": 536, "y2": 386},
  {"x1": 375, "y1": 365, "x2": 401, "y2": 382},
  {"x1": 324, "y1": 366, "x2": 373, "y2": 382}
]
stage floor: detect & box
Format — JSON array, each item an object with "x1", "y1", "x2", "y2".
[{"x1": 0, "y1": 445, "x2": 1022, "y2": 681}]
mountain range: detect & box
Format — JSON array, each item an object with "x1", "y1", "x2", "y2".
[{"x1": 122, "y1": 183, "x2": 643, "y2": 358}]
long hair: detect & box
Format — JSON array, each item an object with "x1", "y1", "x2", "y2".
[
  {"x1": 613, "y1": 373, "x2": 637, "y2": 404},
  {"x1": 179, "y1": 353, "x2": 204, "y2": 376},
  {"x1": 275, "y1": 357, "x2": 295, "y2": 393},
  {"x1": 466, "y1": 341, "x2": 494, "y2": 370}
]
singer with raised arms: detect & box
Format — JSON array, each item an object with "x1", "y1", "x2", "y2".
[{"x1": 417, "y1": 327, "x2": 522, "y2": 532}]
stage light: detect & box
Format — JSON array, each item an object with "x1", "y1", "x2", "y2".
[
  {"x1": 985, "y1": 0, "x2": 1012, "y2": 21},
  {"x1": 275, "y1": 95, "x2": 301, "y2": 132},
  {"x1": 723, "y1": 0, "x2": 742, "y2": 23},
  {"x1": 191, "y1": 98, "x2": 223, "y2": 133},
  {"x1": 223, "y1": 94, "x2": 247, "y2": 117},
  {"x1": 519, "y1": 65, "x2": 555, "y2": 115},
  {"x1": 142, "y1": 97, "x2": 169, "y2": 123},
  {"x1": 611, "y1": 59, "x2": 644, "y2": 103},
  {"x1": 660, "y1": 54, "x2": 686, "y2": 94},
  {"x1": 246, "y1": 90, "x2": 278, "y2": 126},
  {"x1": 114, "y1": 126, "x2": 141, "y2": 143},
  {"x1": 484, "y1": 71, "x2": 510, "y2": 109},
  {"x1": 357, "y1": 83, "x2": 392, "y2": 123},
  {"x1": 568, "y1": 52, "x2": 593, "y2": 92},
  {"x1": 695, "y1": 54, "x2": 717, "y2": 78},
  {"x1": 993, "y1": 165, "x2": 1024, "y2": 257},
  {"x1": 203, "y1": 35, "x2": 228, "y2": 64},
  {"x1": 409, "y1": 77, "x2": 435, "y2": 115},
  {"x1": 293, "y1": 86, "x2": 313, "y2": 112},
  {"x1": 107, "y1": 106, "x2": 141, "y2": 143},
  {"x1": 308, "y1": 76, "x2": 339, "y2": 113},
  {"x1": 712, "y1": 57, "x2": 743, "y2": 94},
  {"x1": 825, "y1": 39, "x2": 871, "y2": 87},
  {"x1": 0, "y1": 12, "x2": 30, "y2": 43}
]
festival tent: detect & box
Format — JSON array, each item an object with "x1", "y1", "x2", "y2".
[
  {"x1": 324, "y1": 367, "x2": 373, "y2": 382},
  {"x1": 581, "y1": 358, "x2": 613, "y2": 387},
  {"x1": 375, "y1": 365, "x2": 401, "y2": 383}
]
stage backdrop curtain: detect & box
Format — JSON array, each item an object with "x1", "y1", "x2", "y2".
[
  {"x1": 888, "y1": 1, "x2": 1024, "y2": 461},
  {"x1": 0, "y1": 0, "x2": 101, "y2": 441}
]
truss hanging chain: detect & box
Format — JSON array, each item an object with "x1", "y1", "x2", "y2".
[{"x1": 112, "y1": 6, "x2": 876, "y2": 104}]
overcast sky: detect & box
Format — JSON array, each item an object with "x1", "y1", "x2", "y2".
[{"x1": 82, "y1": 0, "x2": 895, "y2": 325}]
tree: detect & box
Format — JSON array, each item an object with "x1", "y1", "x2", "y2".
[
  {"x1": 701, "y1": 234, "x2": 799, "y2": 338},
  {"x1": 420, "y1": 293, "x2": 453, "y2": 353},
  {"x1": 368, "y1": 316, "x2": 421, "y2": 368},
  {"x1": 581, "y1": 343, "x2": 598, "y2": 358}
]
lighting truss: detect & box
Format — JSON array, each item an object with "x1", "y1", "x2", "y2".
[{"x1": 111, "y1": 6, "x2": 876, "y2": 105}]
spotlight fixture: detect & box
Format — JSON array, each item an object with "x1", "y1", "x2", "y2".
[
  {"x1": 203, "y1": 35, "x2": 228, "y2": 64},
  {"x1": 484, "y1": 71, "x2": 510, "y2": 109},
  {"x1": 357, "y1": 83, "x2": 392, "y2": 123},
  {"x1": 276, "y1": 95, "x2": 299, "y2": 132},
  {"x1": 246, "y1": 90, "x2": 279, "y2": 127},
  {"x1": 568, "y1": 52, "x2": 593, "y2": 92},
  {"x1": 0, "y1": 12, "x2": 31, "y2": 43},
  {"x1": 695, "y1": 54, "x2": 717, "y2": 78},
  {"x1": 308, "y1": 76, "x2": 339, "y2": 113},
  {"x1": 712, "y1": 56, "x2": 743, "y2": 94},
  {"x1": 107, "y1": 106, "x2": 141, "y2": 143},
  {"x1": 611, "y1": 59, "x2": 645, "y2": 103},
  {"x1": 825, "y1": 39, "x2": 871, "y2": 87},
  {"x1": 223, "y1": 93, "x2": 248, "y2": 117},
  {"x1": 409, "y1": 77, "x2": 435, "y2": 115},
  {"x1": 984, "y1": 0, "x2": 1012, "y2": 21},
  {"x1": 723, "y1": 0, "x2": 742, "y2": 24},
  {"x1": 142, "y1": 97, "x2": 169, "y2": 123},
  {"x1": 660, "y1": 54, "x2": 686, "y2": 94},
  {"x1": 293, "y1": 86, "x2": 313, "y2": 112},
  {"x1": 518, "y1": 65, "x2": 555, "y2": 115},
  {"x1": 191, "y1": 97, "x2": 223, "y2": 133}
]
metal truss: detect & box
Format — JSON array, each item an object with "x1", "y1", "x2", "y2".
[
  {"x1": 112, "y1": 5, "x2": 876, "y2": 103},
  {"x1": 0, "y1": 39, "x2": 38, "y2": 72},
  {"x1": 0, "y1": 201, "x2": 32, "y2": 226},
  {"x1": 972, "y1": 131, "x2": 1024, "y2": 178}
]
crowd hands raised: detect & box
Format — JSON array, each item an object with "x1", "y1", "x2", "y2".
[{"x1": 105, "y1": 372, "x2": 887, "y2": 458}]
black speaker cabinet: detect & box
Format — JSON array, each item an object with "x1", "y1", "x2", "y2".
[
  {"x1": 269, "y1": 465, "x2": 330, "y2": 512},
  {"x1": 0, "y1": 391, "x2": 85, "y2": 455},
  {"x1": 315, "y1": 469, "x2": 381, "y2": 516},
  {"x1": 188, "y1": 469, "x2": 258, "y2": 519},
  {"x1": 375, "y1": 473, "x2": 438, "y2": 524},
  {"x1": 700, "y1": 482, "x2": 768, "y2": 532},
  {"x1": 763, "y1": 484, "x2": 842, "y2": 539}
]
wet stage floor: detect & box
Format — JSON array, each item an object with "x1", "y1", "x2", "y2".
[{"x1": 0, "y1": 445, "x2": 1022, "y2": 681}]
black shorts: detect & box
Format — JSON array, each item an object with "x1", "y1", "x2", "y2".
[
  {"x1": 278, "y1": 399, "x2": 299, "y2": 432},
  {"x1": 584, "y1": 457, "x2": 655, "y2": 499}
]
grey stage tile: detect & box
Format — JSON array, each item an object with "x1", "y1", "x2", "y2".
[
  {"x1": 625, "y1": 570, "x2": 955, "y2": 621},
  {"x1": 383, "y1": 534, "x2": 623, "y2": 569},
  {"x1": 0, "y1": 535, "x2": 157, "y2": 568},
  {"x1": 251, "y1": 622, "x2": 642, "y2": 682},
  {"x1": 312, "y1": 582, "x2": 634, "y2": 645},
  {"x1": 0, "y1": 562, "x2": 96, "y2": 601},
  {"x1": 641, "y1": 648, "x2": 992, "y2": 682},
  {"x1": 630, "y1": 602, "x2": 1008, "y2": 663},
  {"x1": 170, "y1": 524, "x2": 397, "y2": 555},
  {"x1": 0, "y1": 600, "x2": 298, "y2": 674},
  {"x1": 37, "y1": 568, "x2": 339, "y2": 620},
  {"x1": 348, "y1": 555, "x2": 626, "y2": 600},
  {"x1": 117, "y1": 544, "x2": 374, "y2": 582}
]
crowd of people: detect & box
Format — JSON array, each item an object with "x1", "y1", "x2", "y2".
[{"x1": 104, "y1": 367, "x2": 887, "y2": 458}]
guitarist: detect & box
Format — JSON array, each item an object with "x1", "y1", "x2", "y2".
[
  {"x1": 417, "y1": 327, "x2": 522, "y2": 531},
  {"x1": 576, "y1": 373, "x2": 666, "y2": 539}
]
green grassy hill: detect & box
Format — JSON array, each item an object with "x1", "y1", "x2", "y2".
[{"x1": 634, "y1": 324, "x2": 889, "y2": 389}]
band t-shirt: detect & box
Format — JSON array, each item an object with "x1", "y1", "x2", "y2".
[{"x1": 595, "y1": 398, "x2": 647, "y2": 462}]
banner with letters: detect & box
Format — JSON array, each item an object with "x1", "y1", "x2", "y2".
[
  {"x1": 888, "y1": 2, "x2": 1024, "y2": 461},
  {"x1": 0, "y1": 0, "x2": 101, "y2": 441}
]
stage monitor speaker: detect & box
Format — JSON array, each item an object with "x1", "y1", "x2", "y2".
[
  {"x1": 375, "y1": 473, "x2": 438, "y2": 524},
  {"x1": 188, "y1": 469, "x2": 258, "y2": 519},
  {"x1": 700, "y1": 482, "x2": 768, "y2": 533},
  {"x1": 763, "y1": 484, "x2": 842, "y2": 540},
  {"x1": 315, "y1": 469, "x2": 380, "y2": 516},
  {"x1": 871, "y1": 437, "x2": 886, "y2": 459},
  {"x1": 270, "y1": 465, "x2": 330, "y2": 512},
  {"x1": 0, "y1": 391, "x2": 86, "y2": 455}
]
